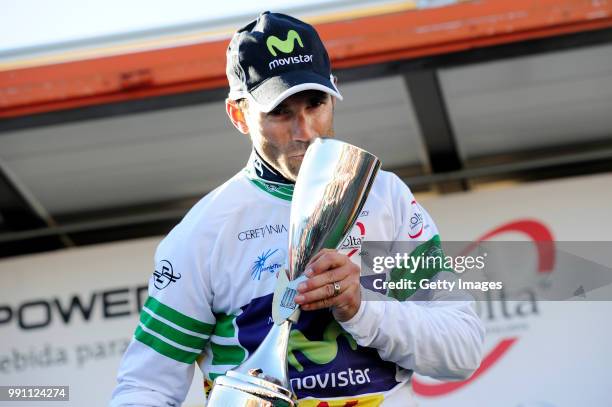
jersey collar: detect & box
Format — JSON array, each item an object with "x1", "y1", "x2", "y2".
[{"x1": 244, "y1": 150, "x2": 294, "y2": 201}]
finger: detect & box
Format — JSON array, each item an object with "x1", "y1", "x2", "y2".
[
  {"x1": 296, "y1": 269, "x2": 360, "y2": 305},
  {"x1": 305, "y1": 249, "x2": 336, "y2": 271},
  {"x1": 306, "y1": 251, "x2": 347, "y2": 276},
  {"x1": 295, "y1": 280, "x2": 341, "y2": 305},
  {"x1": 300, "y1": 283, "x2": 356, "y2": 311},
  {"x1": 297, "y1": 264, "x2": 351, "y2": 294},
  {"x1": 301, "y1": 295, "x2": 334, "y2": 311}
]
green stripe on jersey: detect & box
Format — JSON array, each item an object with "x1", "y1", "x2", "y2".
[
  {"x1": 210, "y1": 342, "x2": 246, "y2": 366},
  {"x1": 135, "y1": 326, "x2": 199, "y2": 364},
  {"x1": 209, "y1": 372, "x2": 223, "y2": 381},
  {"x1": 144, "y1": 297, "x2": 214, "y2": 336},
  {"x1": 248, "y1": 178, "x2": 293, "y2": 201},
  {"x1": 388, "y1": 234, "x2": 453, "y2": 301},
  {"x1": 140, "y1": 312, "x2": 207, "y2": 349},
  {"x1": 212, "y1": 313, "x2": 236, "y2": 338}
]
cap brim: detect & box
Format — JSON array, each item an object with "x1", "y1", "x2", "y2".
[{"x1": 246, "y1": 71, "x2": 343, "y2": 113}]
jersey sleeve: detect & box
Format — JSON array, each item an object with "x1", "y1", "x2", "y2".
[
  {"x1": 339, "y1": 173, "x2": 485, "y2": 381},
  {"x1": 110, "y1": 223, "x2": 216, "y2": 407}
]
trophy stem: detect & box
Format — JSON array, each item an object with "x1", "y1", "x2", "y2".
[{"x1": 232, "y1": 320, "x2": 293, "y2": 389}]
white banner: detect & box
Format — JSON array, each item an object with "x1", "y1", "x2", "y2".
[
  {"x1": 0, "y1": 238, "x2": 204, "y2": 407},
  {"x1": 1, "y1": 172, "x2": 611, "y2": 407},
  {"x1": 413, "y1": 173, "x2": 612, "y2": 407}
]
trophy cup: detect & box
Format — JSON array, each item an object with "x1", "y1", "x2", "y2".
[{"x1": 207, "y1": 138, "x2": 380, "y2": 406}]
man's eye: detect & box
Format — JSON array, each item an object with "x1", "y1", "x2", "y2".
[
  {"x1": 309, "y1": 98, "x2": 326, "y2": 108},
  {"x1": 269, "y1": 108, "x2": 289, "y2": 116}
]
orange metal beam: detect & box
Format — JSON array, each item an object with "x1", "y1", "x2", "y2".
[{"x1": 1, "y1": 0, "x2": 611, "y2": 119}]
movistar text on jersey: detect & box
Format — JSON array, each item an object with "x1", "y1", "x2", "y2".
[
  {"x1": 371, "y1": 253, "x2": 486, "y2": 274},
  {"x1": 290, "y1": 368, "x2": 371, "y2": 391},
  {"x1": 269, "y1": 54, "x2": 313, "y2": 70}
]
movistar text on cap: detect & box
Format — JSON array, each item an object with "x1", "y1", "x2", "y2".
[{"x1": 269, "y1": 54, "x2": 313, "y2": 70}]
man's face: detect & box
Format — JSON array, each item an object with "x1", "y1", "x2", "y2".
[{"x1": 241, "y1": 90, "x2": 335, "y2": 181}]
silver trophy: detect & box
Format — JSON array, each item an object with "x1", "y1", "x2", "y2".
[{"x1": 207, "y1": 138, "x2": 380, "y2": 406}]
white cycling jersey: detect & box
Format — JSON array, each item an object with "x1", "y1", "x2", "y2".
[{"x1": 111, "y1": 152, "x2": 484, "y2": 407}]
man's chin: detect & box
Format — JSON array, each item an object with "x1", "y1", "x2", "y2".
[
  {"x1": 286, "y1": 169, "x2": 299, "y2": 182},
  {"x1": 286, "y1": 171, "x2": 300, "y2": 183},
  {"x1": 284, "y1": 158, "x2": 304, "y2": 181}
]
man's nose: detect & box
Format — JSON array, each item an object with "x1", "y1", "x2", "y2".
[{"x1": 291, "y1": 110, "x2": 317, "y2": 142}]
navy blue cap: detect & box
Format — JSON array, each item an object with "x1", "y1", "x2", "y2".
[{"x1": 226, "y1": 11, "x2": 342, "y2": 112}]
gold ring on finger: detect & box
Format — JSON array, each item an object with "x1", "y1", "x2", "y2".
[{"x1": 332, "y1": 281, "x2": 341, "y2": 297}]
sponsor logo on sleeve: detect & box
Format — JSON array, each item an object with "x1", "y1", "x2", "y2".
[
  {"x1": 153, "y1": 260, "x2": 181, "y2": 289},
  {"x1": 408, "y1": 200, "x2": 425, "y2": 239},
  {"x1": 340, "y1": 222, "x2": 365, "y2": 257}
]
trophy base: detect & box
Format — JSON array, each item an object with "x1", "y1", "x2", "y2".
[{"x1": 208, "y1": 371, "x2": 296, "y2": 407}]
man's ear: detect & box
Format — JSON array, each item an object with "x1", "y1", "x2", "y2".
[{"x1": 226, "y1": 99, "x2": 249, "y2": 134}]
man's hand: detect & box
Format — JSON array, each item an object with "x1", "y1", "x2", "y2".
[{"x1": 293, "y1": 249, "x2": 361, "y2": 322}]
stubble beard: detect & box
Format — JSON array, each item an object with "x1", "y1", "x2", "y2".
[
  {"x1": 258, "y1": 125, "x2": 334, "y2": 182},
  {"x1": 281, "y1": 128, "x2": 335, "y2": 181},
  {"x1": 281, "y1": 144, "x2": 308, "y2": 182}
]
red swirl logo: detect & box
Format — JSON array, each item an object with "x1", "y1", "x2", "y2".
[{"x1": 412, "y1": 219, "x2": 555, "y2": 396}]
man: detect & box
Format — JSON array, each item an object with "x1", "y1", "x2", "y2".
[{"x1": 111, "y1": 11, "x2": 484, "y2": 407}]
